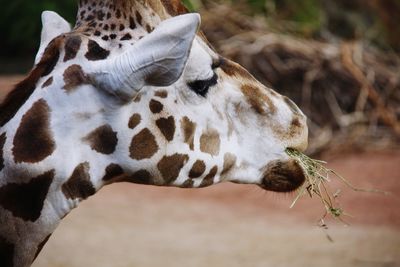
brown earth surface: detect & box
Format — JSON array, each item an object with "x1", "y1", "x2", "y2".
[
  {"x1": 32, "y1": 151, "x2": 400, "y2": 267},
  {"x1": 1, "y1": 76, "x2": 399, "y2": 267}
]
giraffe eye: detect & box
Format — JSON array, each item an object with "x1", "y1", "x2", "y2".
[{"x1": 187, "y1": 72, "x2": 218, "y2": 97}]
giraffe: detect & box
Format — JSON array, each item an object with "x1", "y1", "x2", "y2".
[{"x1": 0, "y1": 0, "x2": 308, "y2": 266}]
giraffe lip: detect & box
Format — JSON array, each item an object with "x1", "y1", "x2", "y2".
[{"x1": 259, "y1": 158, "x2": 306, "y2": 192}]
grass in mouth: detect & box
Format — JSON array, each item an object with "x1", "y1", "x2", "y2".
[{"x1": 285, "y1": 148, "x2": 387, "y2": 226}]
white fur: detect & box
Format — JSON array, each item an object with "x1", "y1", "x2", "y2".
[{"x1": 34, "y1": 11, "x2": 71, "y2": 64}]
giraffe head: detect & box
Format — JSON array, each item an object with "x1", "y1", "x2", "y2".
[
  {"x1": 78, "y1": 0, "x2": 307, "y2": 192},
  {"x1": 2, "y1": 0, "x2": 308, "y2": 199}
]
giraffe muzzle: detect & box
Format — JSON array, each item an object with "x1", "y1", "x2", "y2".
[{"x1": 260, "y1": 158, "x2": 305, "y2": 192}]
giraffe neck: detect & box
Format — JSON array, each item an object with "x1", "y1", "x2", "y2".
[
  {"x1": 0, "y1": 157, "x2": 109, "y2": 267},
  {"x1": 75, "y1": 0, "x2": 169, "y2": 35}
]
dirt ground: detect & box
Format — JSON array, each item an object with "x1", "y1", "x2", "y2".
[
  {"x1": 1, "y1": 76, "x2": 400, "y2": 267},
  {"x1": 30, "y1": 152, "x2": 400, "y2": 267}
]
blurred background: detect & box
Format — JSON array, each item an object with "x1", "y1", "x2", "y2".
[{"x1": 0, "y1": 0, "x2": 399, "y2": 266}]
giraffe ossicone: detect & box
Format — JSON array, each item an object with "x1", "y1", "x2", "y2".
[
  {"x1": 0, "y1": 0, "x2": 308, "y2": 266},
  {"x1": 35, "y1": 11, "x2": 72, "y2": 65}
]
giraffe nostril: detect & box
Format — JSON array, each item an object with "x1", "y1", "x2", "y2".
[
  {"x1": 283, "y1": 96, "x2": 303, "y2": 115},
  {"x1": 287, "y1": 115, "x2": 309, "y2": 152}
]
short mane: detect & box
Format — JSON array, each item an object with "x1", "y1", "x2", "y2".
[{"x1": 0, "y1": 37, "x2": 63, "y2": 127}]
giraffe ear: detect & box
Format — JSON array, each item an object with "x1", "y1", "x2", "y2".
[
  {"x1": 34, "y1": 11, "x2": 71, "y2": 64},
  {"x1": 91, "y1": 13, "x2": 200, "y2": 101}
]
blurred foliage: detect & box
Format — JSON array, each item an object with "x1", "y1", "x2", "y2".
[
  {"x1": 201, "y1": 0, "x2": 400, "y2": 50},
  {"x1": 250, "y1": 0, "x2": 322, "y2": 36},
  {"x1": 0, "y1": 0, "x2": 75, "y2": 61},
  {"x1": 0, "y1": 0, "x2": 399, "y2": 73}
]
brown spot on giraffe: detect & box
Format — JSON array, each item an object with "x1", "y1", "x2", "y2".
[
  {"x1": 157, "y1": 154, "x2": 189, "y2": 184},
  {"x1": 285, "y1": 116, "x2": 303, "y2": 139},
  {"x1": 83, "y1": 124, "x2": 118, "y2": 155},
  {"x1": 129, "y1": 128, "x2": 159, "y2": 160},
  {"x1": 102, "y1": 163, "x2": 124, "y2": 182},
  {"x1": 120, "y1": 33, "x2": 132, "y2": 40},
  {"x1": 85, "y1": 40, "x2": 110, "y2": 61},
  {"x1": 97, "y1": 10, "x2": 105, "y2": 20},
  {"x1": 149, "y1": 99, "x2": 163, "y2": 114},
  {"x1": 181, "y1": 179, "x2": 194, "y2": 188},
  {"x1": 128, "y1": 113, "x2": 141, "y2": 129},
  {"x1": 219, "y1": 57, "x2": 255, "y2": 81},
  {"x1": 0, "y1": 132, "x2": 5, "y2": 171},
  {"x1": 63, "y1": 64, "x2": 89, "y2": 91},
  {"x1": 155, "y1": 90, "x2": 168, "y2": 98},
  {"x1": 135, "y1": 10, "x2": 142, "y2": 25},
  {"x1": 291, "y1": 117, "x2": 301, "y2": 128},
  {"x1": 116, "y1": 9, "x2": 121, "y2": 18},
  {"x1": 0, "y1": 170, "x2": 54, "y2": 221},
  {"x1": 189, "y1": 160, "x2": 206, "y2": 178},
  {"x1": 0, "y1": 36, "x2": 62, "y2": 127},
  {"x1": 181, "y1": 116, "x2": 196, "y2": 150},
  {"x1": 124, "y1": 169, "x2": 153, "y2": 185},
  {"x1": 63, "y1": 35, "x2": 82, "y2": 62},
  {"x1": 156, "y1": 116, "x2": 175, "y2": 141},
  {"x1": 33, "y1": 234, "x2": 52, "y2": 262},
  {"x1": 0, "y1": 235, "x2": 14, "y2": 267},
  {"x1": 42, "y1": 77, "x2": 53, "y2": 88},
  {"x1": 145, "y1": 24, "x2": 153, "y2": 33},
  {"x1": 62, "y1": 162, "x2": 95, "y2": 200},
  {"x1": 199, "y1": 129, "x2": 221, "y2": 156},
  {"x1": 221, "y1": 153, "x2": 237, "y2": 175},
  {"x1": 241, "y1": 84, "x2": 276, "y2": 115},
  {"x1": 12, "y1": 99, "x2": 55, "y2": 163},
  {"x1": 160, "y1": 0, "x2": 189, "y2": 15},
  {"x1": 129, "y1": 16, "x2": 136, "y2": 29},
  {"x1": 200, "y1": 166, "x2": 218, "y2": 187}
]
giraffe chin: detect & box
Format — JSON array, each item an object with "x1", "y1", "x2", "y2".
[{"x1": 259, "y1": 159, "x2": 306, "y2": 193}]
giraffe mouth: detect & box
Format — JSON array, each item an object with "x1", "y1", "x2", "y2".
[{"x1": 259, "y1": 158, "x2": 305, "y2": 192}]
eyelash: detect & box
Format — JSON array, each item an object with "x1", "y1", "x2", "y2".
[{"x1": 187, "y1": 72, "x2": 218, "y2": 97}]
